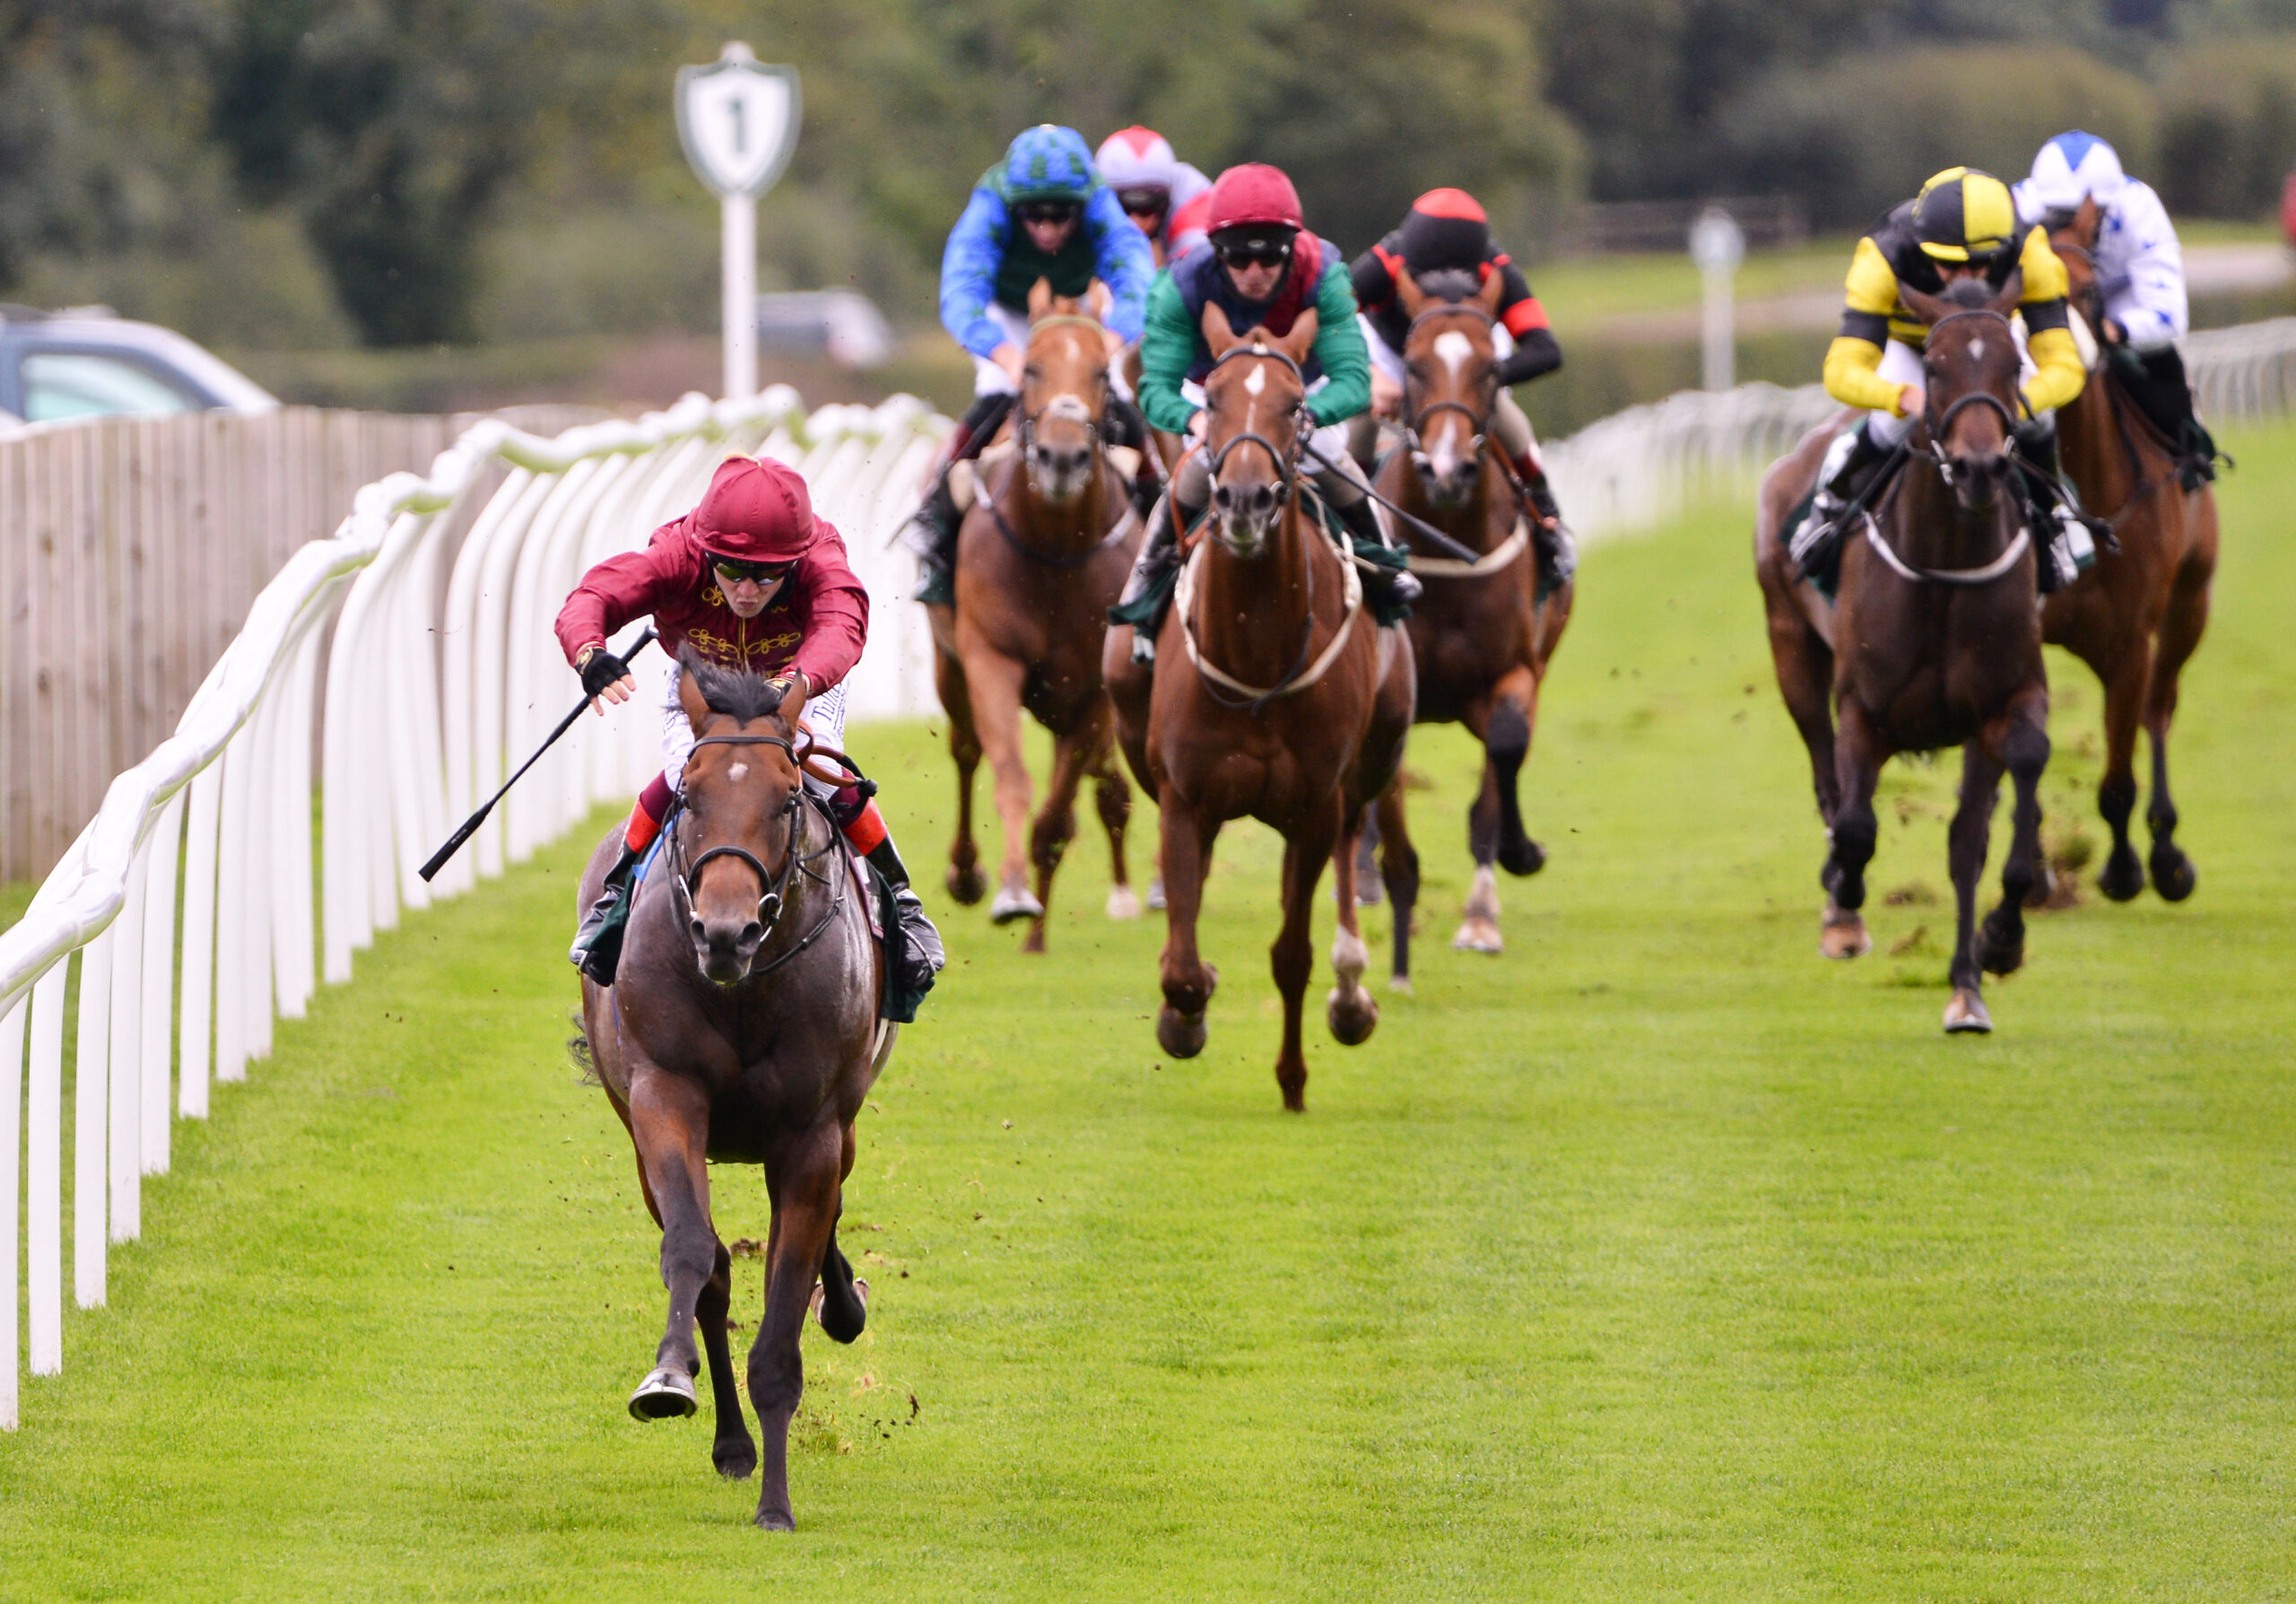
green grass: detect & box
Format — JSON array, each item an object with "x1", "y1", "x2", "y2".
[{"x1": 4, "y1": 422, "x2": 2294, "y2": 1600}]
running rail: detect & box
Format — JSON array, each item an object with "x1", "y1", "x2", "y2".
[{"x1": 0, "y1": 389, "x2": 948, "y2": 1430}]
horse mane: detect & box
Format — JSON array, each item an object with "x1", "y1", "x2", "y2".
[
  {"x1": 1414, "y1": 267, "x2": 1482, "y2": 304},
  {"x1": 677, "y1": 643, "x2": 789, "y2": 724},
  {"x1": 1936, "y1": 276, "x2": 1996, "y2": 310}
]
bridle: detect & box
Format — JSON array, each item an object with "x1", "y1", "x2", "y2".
[
  {"x1": 664, "y1": 732, "x2": 844, "y2": 973},
  {"x1": 1864, "y1": 306, "x2": 2033, "y2": 586},
  {"x1": 1204, "y1": 342, "x2": 1307, "y2": 512},
  {"x1": 1913, "y1": 308, "x2": 2024, "y2": 485},
  {"x1": 1400, "y1": 301, "x2": 1500, "y2": 466},
  {"x1": 1015, "y1": 314, "x2": 1110, "y2": 482}
]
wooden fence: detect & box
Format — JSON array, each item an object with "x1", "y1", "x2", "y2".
[{"x1": 0, "y1": 406, "x2": 595, "y2": 882}]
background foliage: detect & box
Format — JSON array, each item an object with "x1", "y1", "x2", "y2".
[{"x1": 7, "y1": 0, "x2": 2296, "y2": 351}]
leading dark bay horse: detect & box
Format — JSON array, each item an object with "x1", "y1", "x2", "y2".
[
  {"x1": 577, "y1": 652, "x2": 892, "y2": 1530},
  {"x1": 1104, "y1": 305, "x2": 1416, "y2": 1111},
  {"x1": 2047, "y1": 200, "x2": 2220, "y2": 902},
  {"x1": 1754, "y1": 275, "x2": 2051, "y2": 1033},
  {"x1": 1367, "y1": 266, "x2": 1572, "y2": 980},
  {"x1": 932, "y1": 280, "x2": 1144, "y2": 950}
]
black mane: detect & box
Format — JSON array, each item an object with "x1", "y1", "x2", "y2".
[
  {"x1": 1415, "y1": 267, "x2": 1483, "y2": 305},
  {"x1": 1937, "y1": 276, "x2": 1996, "y2": 309},
  {"x1": 678, "y1": 644, "x2": 789, "y2": 724}
]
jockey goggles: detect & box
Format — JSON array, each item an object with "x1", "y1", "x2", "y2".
[
  {"x1": 1015, "y1": 199, "x2": 1083, "y2": 226},
  {"x1": 1214, "y1": 231, "x2": 1294, "y2": 269},
  {"x1": 709, "y1": 554, "x2": 795, "y2": 585},
  {"x1": 1117, "y1": 187, "x2": 1170, "y2": 219}
]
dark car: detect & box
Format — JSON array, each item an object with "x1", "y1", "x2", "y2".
[{"x1": 0, "y1": 305, "x2": 278, "y2": 432}]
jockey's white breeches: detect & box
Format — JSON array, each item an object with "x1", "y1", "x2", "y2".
[
  {"x1": 1866, "y1": 332, "x2": 2043, "y2": 448},
  {"x1": 659, "y1": 669, "x2": 848, "y2": 799}
]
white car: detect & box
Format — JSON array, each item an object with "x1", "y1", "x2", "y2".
[{"x1": 0, "y1": 305, "x2": 278, "y2": 432}]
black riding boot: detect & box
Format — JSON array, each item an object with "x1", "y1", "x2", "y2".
[
  {"x1": 2135, "y1": 346, "x2": 2221, "y2": 489},
  {"x1": 1520, "y1": 465, "x2": 1578, "y2": 596},
  {"x1": 900, "y1": 393, "x2": 1015, "y2": 605},
  {"x1": 864, "y1": 837, "x2": 945, "y2": 1000},
  {"x1": 1108, "y1": 488, "x2": 1194, "y2": 663},
  {"x1": 1327, "y1": 491, "x2": 1422, "y2": 621},
  {"x1": 1789, "y1": 417, "x2": 1890, "y2": 584},
  {"x1": 570, "y1": 841, "x2": 640, "y2": 985},
  {"x1": 1103, "y1": 396, "x2": 1163, "y2": 519},
  {"x1": 2012, "y1": 416, "x2": 2102, "y2": 594}
]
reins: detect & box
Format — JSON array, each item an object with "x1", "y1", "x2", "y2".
[
  {"x1": 1862, "y1": 307, "x2": 2033, "y2": 588},
  {"x1": 664, "y1": 732, "x2": 849, "y2": 978}
]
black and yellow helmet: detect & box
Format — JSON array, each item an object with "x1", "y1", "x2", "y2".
[{"x1": 1911, "y1": 167, "x2": 2020, "y2": 267}]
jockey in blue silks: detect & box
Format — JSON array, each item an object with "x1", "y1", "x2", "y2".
[{"x1": 903, "y1": 124, "x2": 1160, "y2": 605}]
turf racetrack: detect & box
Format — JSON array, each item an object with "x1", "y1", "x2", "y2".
[{"x1": 4, "y1": 422, "x2": 2293, "y2": 1600}]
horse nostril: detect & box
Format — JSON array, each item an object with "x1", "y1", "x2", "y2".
[
  {"x1": 689, "y1": 916, "x2": 708, "y2": 946},
  {"x1": 737, "y1": 921, "x2": 764, "y2": 952},
  {"x1": 1252, "y1": 485, "x2": 1274, "y2": 513},
  {"x1": 1213, "y1": 484, "x2": 1233, "y2": 510}
]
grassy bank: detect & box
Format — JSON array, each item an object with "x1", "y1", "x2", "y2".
[{"x1": 1, "y1": 423, "x2": 2291, "y2": 1600}]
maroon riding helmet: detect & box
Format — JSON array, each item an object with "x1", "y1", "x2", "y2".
[{"x1": 690, "y1": 455, "x2": 820, "y2": 565}]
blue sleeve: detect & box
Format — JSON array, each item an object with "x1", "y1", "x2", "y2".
[
  {"x1": 940, "y1": 188, "x2": 1014, "y2": 360},
  {"x1": 1084, "y1": 187, "x2": 1158, "y2": 344}
]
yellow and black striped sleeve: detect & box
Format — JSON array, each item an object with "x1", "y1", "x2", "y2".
[
  {"x1": 2014, "y1": 225, "x2": 2085, "y2": 415},
  {"x1": 1823, "y1": 236, "x2": 1910, "y2": 414}
]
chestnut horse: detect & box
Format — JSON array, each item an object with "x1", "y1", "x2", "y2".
[
  {"x1": 1368, "y1": 266, "x2": 1573, "y2": 980},
  {"x1": 1754, "y1": 276, "x2": 2052, "y2": 1033},
  {"x1": 932, "y1": 282, "x2": 1144, "y2": 950},
  {"x1": 1104, "y1": 306, "x2": 1415, "y2": 1110},
  {"x1": 577, "y1": 657, "x2": 890, "y2": 1530},
  {"x1": 2046, "y1": 200, "x2": 2220, "y2": 902}
]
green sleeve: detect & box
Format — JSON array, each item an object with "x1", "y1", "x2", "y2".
[
  {"x1": 1137, "y1": 271, "x2": 1202, "y2": 436},
  {"x1": 1305, "y1": 260, "x2": 1370, "y2": 428}
]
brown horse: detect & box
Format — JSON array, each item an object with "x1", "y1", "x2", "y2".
[
  {"x1": 577, "y1": 655, "x2": 890, "y2": 1530},
  {"x1": 933, "y1": 281, "x2": 1144, "y2": 951},
  {"x1": 1368, "y1": 266, "x2": 1573, "y2": 980},
  {"x1": 2046, "y1": 200, "x2": 2219, "y2": 902},
  {"x1": 1104, "y1": 305, "x2": 1416, "y2": 1110},
  {"x1": 1754, "y1": 275, "x2": 2051, "y2": 1033}
]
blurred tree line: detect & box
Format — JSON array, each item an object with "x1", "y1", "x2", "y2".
[{"x1": 6, "y1": 0, "x2": 2296, "y2": 351}]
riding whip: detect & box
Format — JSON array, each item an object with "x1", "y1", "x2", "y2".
[
  {"x1": 1296, "y1": 440, "x2": 1501, "y2": 566},
  {"x1": 418, "y1": 626, "x2": 657, "y2": 883}
]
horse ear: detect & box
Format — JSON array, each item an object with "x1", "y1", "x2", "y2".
[
  {"x1": 1897, "y1": 280, "x2": 1952, "y2": 327},
  {"x1": 1275, "y1": 307, "x2": 1319, "y2": 367},
  {"x1": 1986, "y1": 268, "x2": 2024, "y2": 318},
  {"x1": 677, "y1": 666, "x2": 710, "y2": 733},
  {"x1": 1475, "y1": 264, "x2": 1506, "y2": 317},
  {"x1": 1085, "y1": 278, "x2": 1112, "y2": 321},
  {"x1": 1202, "y1": 300, "x2": 1239, "y2": 358},
  {"x1": 1027, "y1": 276, "x2": 1054, "y2": 320},
  {"x1": 1394, "y1": 268, "x2": 1429, "y2": 320}
]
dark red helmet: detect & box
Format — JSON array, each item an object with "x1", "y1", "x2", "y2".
[
  {"x1": 1205, "y1": 164, "x2": 1305, "y2": 235},
  {"x1": 691, "y1": 455, "x2": 817, "y2": 563}
]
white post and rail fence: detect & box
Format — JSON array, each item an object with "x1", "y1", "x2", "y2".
[{"x1": 5, "y1": 314, "x2": 2295, "y2": 1431}]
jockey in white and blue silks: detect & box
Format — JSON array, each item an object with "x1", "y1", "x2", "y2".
[
  {"x1": 905, "y1": 124, "x2": 1159, "y2": 605},
  {"x1": 2015, "y1": 130, "x2": 2218, "y2": 485}
]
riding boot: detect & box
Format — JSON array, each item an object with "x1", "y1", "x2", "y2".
[
  {"x1": 1789, "y1": 417, "x2": 1889, "y2": 583},
  {"x1": 1109, "y1": 488, "x2": 1194, "y2": 664},
  {"x1": 864, "y1": 837, "x2": 945, "y2": 999},
  {"x1": 1102, "y1": 396, "x2": 1163, "y2": 519},
  {"x1": 570, "y1": 841, "x2": 641, "y2": 985},
  {"x1": 898, "y1": 393, "x2": 1015, "y2": 606},
  {"x1": 2012, "y1": 415, "x2": 2102, "y2": 594},
  {"x1": 1327, "y1": 490, "x2": 1422, "y2": 618},
  {"x1": 1513, "y1": 451, "x2": 1578, "y2": 595},
  {"x1": 2137, "y1": 345, "x2": 2221, "y2": 489}
]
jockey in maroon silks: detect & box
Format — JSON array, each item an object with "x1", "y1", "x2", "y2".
[{"x1": 556, "y1": 453, "x2": 944, "y2": 993}]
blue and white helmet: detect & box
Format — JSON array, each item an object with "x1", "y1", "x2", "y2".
[{"x1": 2019, "y1": 131, "x2": 2127, "y2": 218}]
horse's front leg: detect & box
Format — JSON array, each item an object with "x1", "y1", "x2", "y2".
[
  {"x1": 623, "y1": 1065, "x2": 721, "y2": 1425},
  {"x1": 1023, "y1": 708, "x2": 1098, "y2": 954},
  {"x1": 2144, "y1": 553, "x2": 2213, "y2": 902},
  {"x1": 934, "y1": 643, "x2": 987, "y2": 906},
  {"x1": 1273, "y1": 803, "x2": 1342, "y2": 1110},
  {"x1": 959, "y1": 641, "x2": 1042, "y2": 925},
  {"x1": 1154, "y1": 795, "x2": 1220, "y2": 1059},
  {"x1": 1086, "y1": 704, "x2": 1140, "y2": 920},
  {"x1": 747, "y1": 1120, "x2": 844, "y2": 1532},
  {"x1": 1977, "y1": 693, "x2": 2050, "y2": 986},
  {"x1": 1483, "y1": 663, "x2": 1546, "y2": 876},
  {"x1": 2093, "y1": 640, "x2": 2150, "y2": 902},
  {"x1": 1326, "y1": 801, "x2": 1378, "y2": 1046},
  {"x1": 1374, "y1": 780, "x2": 1421, "y2": 989},
  {"x1": 1945, "y1": 739, "x2": 2005, "y2": 1034},
  {"x1": 1822, "y1": 699, "x2": 1884, "y2": 959}
]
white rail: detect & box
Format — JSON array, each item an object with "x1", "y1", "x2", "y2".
[{"x1": 0, "y1": 389, "x2": 947, "y2": 1430}]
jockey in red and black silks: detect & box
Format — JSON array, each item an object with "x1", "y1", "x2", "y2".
[{"x1": 556, "y1": 453, "x2": 944, "y2": 993}]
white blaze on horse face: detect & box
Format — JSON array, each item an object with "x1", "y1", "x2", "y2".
[
  {"x1": 1433, "y1": 328, "x2": 1474, "y2": 383},
  {"x1": 1969, "y1": 338, "x2": 1986, "y2": 363},
  {"x1": 727, "y1": 763, "x2": 748, "y2": 782},
  {"x1": 1242, "y1": 364, "x2": 1265, "y2": 397}
]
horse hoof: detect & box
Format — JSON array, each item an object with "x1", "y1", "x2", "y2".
[
  {"x1": 2151, "y1": 845, "x2": 2196, "y2": 902},
  {"x1": 1944, "y1": 989, "x2": 1994, "y2": 1034},
  {"x1": 1451, "y1": 919, "x2": 1503, "y2": 955},
  {"x1": 714, "y1": 1437, "x2": 759, "y2": 1480},
  {"x1": 990, "y1": 885, "x2": 1045, "y2": 925},
  {"x1": 1498, "y1": 837, "x2": 1547, "y2": 877},
  {"x1": 754, "y1": 1506, "x2": 796, "y2": 1533},
  {"x1": 1326, "y1": 985, "x2": 1378, "y2": 1046},
  {"x1": 1820, "y1": 904, "x2": 1870, "y2": 960},
  {"x1": 811, "y1": 1276, "x2": 869, "y2": 1344},
  {"x1": 946, "y1": 863, "x2": 987, "y2": 906},
  {"x1": 1146, "y1": 876, "x2": 1166, "y2": 911},
  {"x1": 1156, "y1": 1006, "x2": 1207, "y2": 1059},
  {"x1": 2097, "y1": 846, "x2": 2144, "y2": 902},
  {"x1": 1388, "y1": 972, "x2": 1413, "y2": 995},
  {"x1": 1355, "y1": 879, "x2": 1385, "y2": 907},
  {"x1": 1976, "y1": 925, "x2": 2025, "y2": 978},
  {"x1": 1106, "y1": 885, "x2": 1143, "y2": 920},
  {"x1": 2022, "y1": 862, "x2": 2057, "y2": 911},
  {"x1": 628, "y1": 1366, "x2": 698, "y2": 1420}
]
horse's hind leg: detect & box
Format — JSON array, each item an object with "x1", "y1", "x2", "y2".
[
  {"x1": 747, "y1": 1121, "x2": 844, "y2": 1532},
  {"x1": 1483, "y1": 665, "x2": 1547, "y2": 877},
  {"x1": 1154, "y1": 798, "x2": 1221, "y2": 1061},
  {"x1": 811, "y1": 1120, "x2": 869, "y2": 1343},
  {"x1": 1376, "y1": 781, "x2": 1421, "y2": 989},
  {"x1": 1326, "y1": 804, "x2": 1378, "y2": 1047},
  {"x1": 1091, "y1": 724, "x2": 1139, "y2": 919},
  {"x1": 698, "y1": 1239, "x2": 757, "y2": 1478},
  {"x1": 2144, "y1": 552, "x2": 2213, "y2": 902},
  {"x1": 1944, "y1": 740, "x2": 2005, "y2": 1033},
  {"x1": 1023, "y1": 710, "x2": 1097, "y2": 954},
  {"x1": 1978, "y1": 697, "x2": 2049, "y2": 982},
  {"x1": 1273, "y1": 807, "x2": 1342, "y2": 1110},
  {"x1": 961, "y1": 645, "x2": 1044, "y2": 925},
  {"x1": 1821, "y1": 701, "x2": 1883, "y2": 960},
  {"x1": 2093, "y1": 642, "x2": 2151, "y2": 902},
  {"x1": 936, "y1": 647, "x2": 987, "y2": 905}
]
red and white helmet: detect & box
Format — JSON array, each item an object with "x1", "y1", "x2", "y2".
[{"x1": 1095, "y1": 126, "x2": 1180, "y2": 196}]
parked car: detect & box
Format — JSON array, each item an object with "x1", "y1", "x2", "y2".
[
  {"x1": 754, "y1": 290, "x2": 895, "y2": 369},
  {"x1": 0, "y1": 305, "x2": 278, "y2": 432}
]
